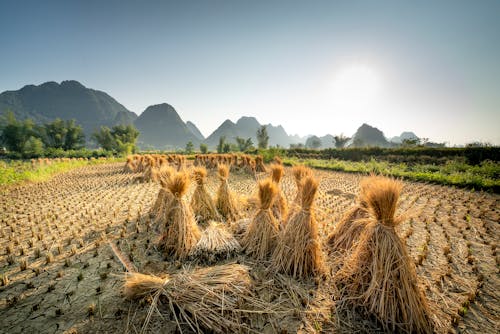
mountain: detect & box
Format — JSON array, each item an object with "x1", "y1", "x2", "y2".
[
  {"x1": 0, "y1": 80, "x2": 137, "y2": 135},
  {"x1": 351, "y1": 123, "x2": 390, "y2": 147},
  {"x1": 134, "y1": 103, "x2": 200, "y2": 150},
  {"x1": 390, "y1": 131, "x2": 419, "y2": 144},
  {"x1": 204, "y1": 116, "x2": 297, "y2": 148},
  {"x1": 305, "y1": 134, "x2": 335, "y2": 149},
  {"x1": 186, "y1": 121, "x2": 205, "y2": 141}
]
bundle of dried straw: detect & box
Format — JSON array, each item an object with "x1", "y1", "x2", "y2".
[
  {"x1": 216, "y1": 164, "x2": 239, "y2": 222},
  {"x1": 190, "y1": 221, "x2": 241, "y2": 262},
  {"x1": 335, "y1": 176, "x2": 433, "y2": 333},
  {"x1": 272, "y1": 176, "x2": 323, "y2": 278},
  {"x1": 190, "y1": 167, "x2": 219, "y2": 225},
  {"x1": 123, "y1": 264, "x2": 253, "y2": 333},
  {"x1": 242, "y1": 179, "x2": 280, "y2": 260},
  {"x1": 158, "y1": 171, "x2": 200, "y2": 259}
]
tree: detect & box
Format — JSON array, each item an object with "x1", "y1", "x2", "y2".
[
  {"x1": 199, "y1": 143, "x2": 208, "y2": 153},
  {"x1": 23, "y1": 136, "x2": 44, "y2": 156},
  {"x1": 43, "y1": 118, "x2": 67, "y2": 149},
  {"x1": 185, "y1": 141, "x2": 194, "y2": 154},
  {"x1": 334, "y1": 134, "x2": 351, "y2": 148},
  {"x1": 306, "y1": 136, "x2": 322, "y2": 149},
  {"x1": 235, "y1": 136, "x2": 253, "y2": 151},
  {"x1": 223, "y1": 143, "x2": 231, "y2": 153},
  {"x1": 63, "y1": 120, "x2": 85, "y2": 150},
  {"x1": 41, "y1": 118, "x2": 85, "y2": 150},
  {"x1": 256, "y1": 125, "x2": 269, "y2": 149},
  {"x1": 401, "y1": 138, "x2": 420, "y2": 147},
  {"x1": 92, "y1": 126, "x2": 115, "y2": 151},
  {"x1": 217, "y1": 136, "x2": 226, "y2": 153},
  {"x1": 92, "y1": 124, "x2": 139, "y2": 153},
  {"x1": 0, "y1": 111, "x2": 35, "y2": 152}
]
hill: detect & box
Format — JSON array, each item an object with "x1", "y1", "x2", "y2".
[
  {"x1": 134, "y1": 103, "x2": 201, "y2": 150},
  {"x1": 204, "y1": 116, "x2": 296, "y2": 148},
  {"x1": 351, "y1": 123, "x2": 390, "y2": 147},
  {"x1": 0, "y1": 80, "x2": 137, "y2": 135}
]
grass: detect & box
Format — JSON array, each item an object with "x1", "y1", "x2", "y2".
[
  {"x1": 0, "y1": 157, "x2": 124, "y2": 187},
  {"x1": 283, "y1": 157, "x2": 500, "y2": 192}
]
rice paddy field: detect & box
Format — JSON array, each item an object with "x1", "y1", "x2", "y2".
[{"x1": 0, "y1": 160, "x2": 498, "y2": 333}]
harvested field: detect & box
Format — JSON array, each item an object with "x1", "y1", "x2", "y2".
[{"x1": 0, "y1": 162, "x2": 498, "y2": 333}]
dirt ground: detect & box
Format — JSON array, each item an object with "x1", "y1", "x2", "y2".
[{"x1": 0, "y1": 162, "x2": 498, "y2": 333}]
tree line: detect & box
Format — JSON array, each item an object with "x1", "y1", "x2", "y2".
[{"x1": 0, "y1": 111, "x2": 139, "y2": 157}]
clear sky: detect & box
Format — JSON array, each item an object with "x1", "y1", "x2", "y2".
[{"x1": 1, "y1": 0, "x2": 499, "y2": 145}]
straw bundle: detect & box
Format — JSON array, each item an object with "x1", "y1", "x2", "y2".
[
  {"x1": 271, "y1": 176, "x2": 323, "y2": 278},
  {"x1": 158, "y1": 172, "x2": 200, "y2": 259},
  {"x1": 150, "y1": 167, "x2": 175, "y2": 220},
  {"x1": 291, "y1": 165, "x2": 313, "y2": 206},
  {"x1": 255, "y1": 155, "x2": 267, "y2": 172},
  {"x1": 190, "y1": 221, "x2": 241, "y2": 262},
  {"x1": 190, "y1": 167, "x2": 219, "y2": 225},
  {"x1": 242, "y1": 179, "x2": 280, "y2": 260},
  {"x1": 326, "y1": 177, "x2": 373, "y2": 252},
  {"x1": 123, "y1": 264, "x2": 253, "y2": 333},
  {"x1": 270, "y1": 164, "x2": 288, "y2": 224},
  {"x1": 124, "y1": 156, "x2": 137, "y2": 173},
  {"x1": 231, "y1": 218, "x2": 252, "y2": 240},
  {"x1": 335, "y1": 177, "x2": 433, "y2": 333},
  {"x1": 216, "y1": 164, "x2": 239, "y2": 222}
]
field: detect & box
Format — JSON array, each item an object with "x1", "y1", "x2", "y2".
[{"x1": 0, "y1": 161, "x2": 499, "y2": 333}]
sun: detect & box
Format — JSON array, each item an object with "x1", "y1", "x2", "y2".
[{"x1": 330, "y1": 64, "x2": 382, "y2": 111}]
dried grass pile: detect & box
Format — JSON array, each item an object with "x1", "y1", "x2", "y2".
[
  {"x1": 190, "y1": 221, "x2": 241, "y2": 262},
  {"x1": 271, "y1": 176, "x2": 323, "y2": 278},
  {"x1": 255, "y1": 155, "x2": 267, "y2": 172},
  {"x1": 242, "y1": 179, "x2": 280, "y2": 260},
  {"x1": 150, "y1": 167, "x2": 174, "y2": 220},
  {"x1": 124, "y1": 156, "x2": 137, "y2": 172},
  {"x1": 270, "y1": 164, "x2": 288, "y2": 224},
  {"x1": 190, "y1": 167, "x2": 219, "y2": 225},
  {"x1": 123, "y1": 264, "x2": 253, "y2": 333},
  {"x1": 326, "y1": 176, "x2": 373, "y2": 252},
  {"x1": 335, "y1": 177, "x2": 433, "y2": 333},
  {"x1": 216, "y1": 164, "x2": 239, "y2": 222},
  {"x1": 291, "y1": 165, "x2": 313, "y2": 206},
  {"x1": 158, "y1": 171, "x2": 200, "y2": 259}
]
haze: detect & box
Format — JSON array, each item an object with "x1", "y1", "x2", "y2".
[{"x1": 1, "y1": 0, "x2": 499, "y2": 145}]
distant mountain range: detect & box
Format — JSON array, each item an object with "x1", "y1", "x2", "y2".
[{"x1": 0, "y1": 80, "x2": 421, "y2": 149}]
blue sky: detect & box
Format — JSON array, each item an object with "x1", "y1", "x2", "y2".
[{"x1": 1, "y1": 0, "x2": 499, "y2": 144}]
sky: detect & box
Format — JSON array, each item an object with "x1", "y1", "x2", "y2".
[{"x1": 0, "y1": 0, "x2": 499, "y2": 145}]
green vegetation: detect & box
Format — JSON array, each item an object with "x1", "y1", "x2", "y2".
[
  {"x1": 92, "y1": 124, "x2": 139, "y2": 154},
  {"x1": 256, "y1": 125, "x2": 269, "y2": 149},
  {"x1": 0, "y1": 157, "x2": 122, "y2": 187},
  {"x1": 0, "y1": 112, "x2": 85, "y2": 156},
  {"x1": 282, "y1": 157, "x2": 500, "y2": 192}
]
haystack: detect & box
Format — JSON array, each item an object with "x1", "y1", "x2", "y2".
[
  {"x1": 242, "y1": 179, "x2": 280, "y2": 260},
  {"x1": 255, "y1": 155, "x2": 267, "y2": 172},
  {"x1": 124, "y1": 156, "x2": 137, "y2": 173},
  {"x1": 190, "y1": 167, "x2": 219, "y2": 225},
  {"x1": 190, "y1": 221, "x2": 241, "y2": 262},
  {"x1": 150, "y1": 167, "x2": 174, "y2": 219},
  {"x1": 326, "y1": 176, "x2": 373, "y2": 252},
  {"x1": 158, "y1": 171, "x2": 200, "y2": 259},
  {"x1": 270, "y1": 164, "x2": 288, "y2": 224},
  {"x1": 335, "y1": 177, "x2": 433, "y2": 333},
  {"x1": 291, "y1": 165, "x2": 313, "y2": 206},
  {"x1": 271, "y1": 176, "x2": 323, "y2": 278},
  {"x1": 216, "y1": 164, "x2": 239, "y2": 222},
  {"x1": 123, "y1": 264, "x2": 253, "y2": 333}
]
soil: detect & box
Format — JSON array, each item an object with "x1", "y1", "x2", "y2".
[{"x1": 0, "y1": 162, "x2": 498, "y2": 333}]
